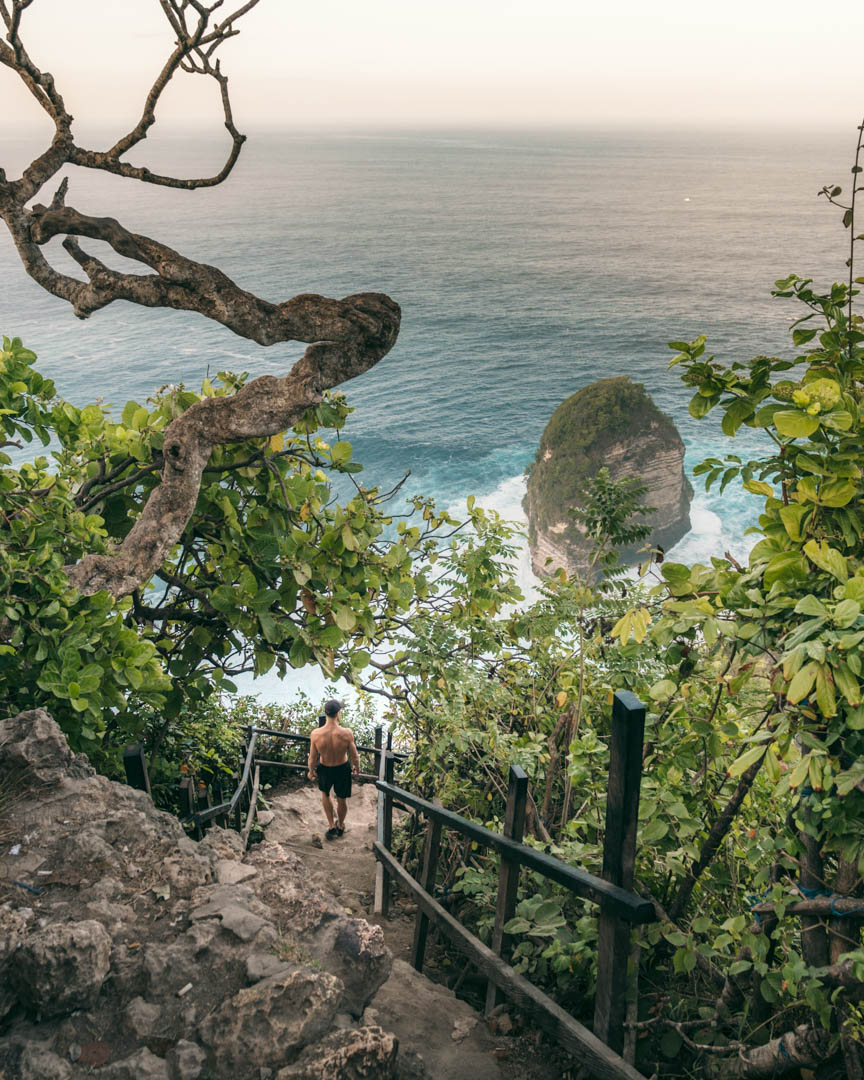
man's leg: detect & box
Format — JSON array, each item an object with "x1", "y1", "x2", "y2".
[
  {"x1": 321, "y1": 792, "x2": 335, "y2": 828},
  {"x1": 336, "y1": 796, "x2": 348, "y2": 829}
]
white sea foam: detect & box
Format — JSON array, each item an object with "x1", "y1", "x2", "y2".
[{"x1": 465, "y1": 475, "x2": 758, "y2": 599}]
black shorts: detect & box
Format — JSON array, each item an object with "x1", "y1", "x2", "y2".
[{"x1": 316, "y1": 761, "x2": 352, "y2": 799}]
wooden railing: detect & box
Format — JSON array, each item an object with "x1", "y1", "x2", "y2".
[
  {"x1": 179, "y1": 728, "x2": 261, "y2": 841},
  {"x1": 372, "y1": 691, "x2": 654, "y2": 1080}
]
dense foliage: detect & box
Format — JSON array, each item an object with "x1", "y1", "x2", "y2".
[
  {"x1": 379, "y1": 136, "x2": 864, "y2": 1075},
  {"x1": 0, "y1": 337, "x2": 510, "y2": 772}
]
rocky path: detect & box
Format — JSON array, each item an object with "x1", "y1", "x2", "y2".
[
  {"x1": 262, "y1": 780, "x2": 514, "y2": 1080},
  {"x1": 0, "y1": 713, "x2": 567, "y2": 1079}
]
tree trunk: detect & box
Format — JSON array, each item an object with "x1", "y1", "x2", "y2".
[{"x1": 706, "y1": 1023, "x2": 830, "y2": 1079}]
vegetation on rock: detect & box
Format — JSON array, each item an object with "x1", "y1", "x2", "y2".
[{"x1": 524, "y1": 376, "x2": 692, "y2": 577}]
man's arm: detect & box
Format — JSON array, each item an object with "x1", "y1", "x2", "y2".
[
  {"x1": 348, "y1": 732, "x2": 361, "y2": 775},
  {"x1": 308, "y1": 734, "x2": 319, "y2": 781}
]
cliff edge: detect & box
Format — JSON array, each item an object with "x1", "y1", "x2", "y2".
[{"x1": 524, "y1": 377, "x2": 692, "y2": 578}]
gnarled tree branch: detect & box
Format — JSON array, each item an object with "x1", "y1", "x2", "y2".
[
  {"x1": 64, "y1": 291, "x2": 400, "y2": 598},
  {"x1": 1, "y1": 0, "x2": 403, "y2": 600}
]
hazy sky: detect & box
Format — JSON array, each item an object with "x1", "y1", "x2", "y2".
[{"x1": 2, "y1": 0, "x2": 863, "y2": 132}]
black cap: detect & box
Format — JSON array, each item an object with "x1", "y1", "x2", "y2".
[{"x1": 323, "y1": 699, "x2": 343, "y2": 718}]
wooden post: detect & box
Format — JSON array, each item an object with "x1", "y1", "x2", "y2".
[
  {"x1": 179, "y1": 777, "x2": 203, "y2": 840},
  {"x1": 179, "y1": 776, "x2": 193, "y2": 818},
  {"x1": 411, "y1": 800, "x2": 443, "y2": 974},
  {"x1": 378, "y1": 753, "x2": 396, "y2": 917},
  {"x1": 374, "y1": 738, "x2": 388, "y2": 915},
  {"x1": 123, "y1": 744, "x2": 151, "y2": 796},
  {"x1": 593, "y1": 691, "x2": 645, "y2": 1055},
  {"x1": 485, "y1": 765, "x2": 528, "y2": 1015},
  {"x1": 374, "y1": 725, "x2": 383, "y2": 779},
  {"x1": 240, "y1": 765, "x2": 261, "y2": 848}
]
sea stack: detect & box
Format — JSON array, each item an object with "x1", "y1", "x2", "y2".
[{"x1": 524, "y1": 377, "x2": 692, "y2": 578}]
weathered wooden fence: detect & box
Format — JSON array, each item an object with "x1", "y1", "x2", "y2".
[{"x1": 373, "y1": 690, "x2": 653, "y2": 1080}]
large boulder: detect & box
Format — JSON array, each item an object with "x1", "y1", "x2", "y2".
[
  {"x1": 17, "y1": 1043, "x2": 74, "y2": 1080},
  {"x1": 275, "y1": 1026, "x2": 398, "y2": 1079},
  {"x1": 198, "y1": 968, "x2": 343, "y2": 1075},
  {"x1": 524, "y1": 376, "x2": 692, "y2": 578},
  {"x1": 319, "y1": 918, "x2": 392, "y2": 1017},
  {"x1": 101, "y1": 1047, "x2": 170, "y2": 1079},
  {"x1": 10, "y1": 919, "x2": 111, "y2": 1017},
  {"x1": 0, "y1": 708, "x2": 94, "y2": 787}
]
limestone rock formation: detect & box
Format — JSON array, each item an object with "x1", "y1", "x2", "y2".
[
  {"x1": 275, "y1": 1025, "x2": 398, "y2": 1079},
  {"x1": 524, "y1": 377, "x2": 692, "y2": 578},
  {"x1": 0, "y1": 709, "x2": 393, "y2": 1079}
]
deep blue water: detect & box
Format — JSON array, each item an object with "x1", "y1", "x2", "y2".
[{"x1": 0, "y1": 128, "x2": 856, "y2": 694}]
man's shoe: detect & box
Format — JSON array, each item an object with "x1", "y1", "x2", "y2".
[
  {"x1": 336, "y1": 826, "x2": 345, "y2": 837},
  {"x1": 325, "y1": 827, "x2": 339, "y2": 840}
]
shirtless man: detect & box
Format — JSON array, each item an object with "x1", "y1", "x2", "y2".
[{"x1": 307, "y1": 699, "x2": 361, "y2": 839}]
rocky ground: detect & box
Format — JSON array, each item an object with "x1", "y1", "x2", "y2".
[
  {"x1": 261, "y1": 782, "x2": 570, "y2": 1080},
  {"x1": 0, "y1": 711, "x2": 570, "y2": 1079}
]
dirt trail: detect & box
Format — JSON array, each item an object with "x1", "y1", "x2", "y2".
[{"x1": 262, "y1": 779, "x2": 534, "y2": 1080}]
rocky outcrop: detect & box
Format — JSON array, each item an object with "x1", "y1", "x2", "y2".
[
  {"x1": 10, "y1": 920, "x2": 112, "y2": 1017},
  {"x1": 0, "y1": 708, "x2": 394, "y2": 1079},
  {"x1": 524, "y1": 377, "x2": 692, "y2": 578},
  {"x1": 276, "y1": 1025, "x2": 398, "y2": 1079}
]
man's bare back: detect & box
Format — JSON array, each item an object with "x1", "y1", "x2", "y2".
[{"x1": 310, "y1": 723, "x2": 355, "y2": 767}]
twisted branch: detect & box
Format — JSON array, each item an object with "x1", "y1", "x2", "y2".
[
  {"x1": 0, "y1": 0, "x2": 404, "y2": 600},
  {"x1": 65, "y1": 291, "x2": 400, "y2": 598}
]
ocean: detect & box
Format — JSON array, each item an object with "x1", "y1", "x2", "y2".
[{"x1": 0, "y1": 127, "x2": 855, "y2": 701}]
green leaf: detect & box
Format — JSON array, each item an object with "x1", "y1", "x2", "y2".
[
  {"x1": 774, "y1": 410, "x2": 819, "y2": 438},
  {"x1": 833, "y1": 599, "x2": 861, "y2": 628},
  {"x1": 502, "y1": 917, "x2": 531, "y2": 935},
  {"x1": 763, "y1": 550, "x2": 808, "y2": 588},
  {"x1": 642, "y1": 819, "x2": 669, "y2": 843},
  {"x1": 648, "y1": 679, "x2": 677, "y2": 702},
  {"x1": 210, "y1": 584, "x2": 237, "y2": 612},
  {"x1": 779, "y1": 504, "x2": 810, "y2": 542},
  {"x1": 788, "y1": 753, "x2": 811, "y2": 788},
  {"x1": 332, "y1": 606, "x2": 357, "y2": 632},
  {"x1": 258, "y1": 613, "x2": 281, "y2": 644},
  {"x1": 832, "y1": 661, "x2": 860, "y2": 706},
  {"x1": 729, "y1": 744, "x2": 765, "y2": 777},
  {"x1": 803, "y1": 540, "x2": 849, "y2": 581},
  {"x1": 743, "y1": 479, "x2": 773, "y2": 497},
  {"x1": 689, "y1": 392, "x2": 719, "y2": 419},
  {"x1": 317, "y1": 625, "x2": 343, "y2": 648},
  {"x1": 820, "y1": 410, "x2": 853, "y2": 431},
  {"x1": 794, "y1": 595, "x2": 829, "y2": 618},
  {"x1": 293, "y1": 564, "x2": 312, "y2": 586},
  {"x1": 787, "y1": 661, "x2": 818, "y2": 704},
  {"x1": 330, "y1": 440, "x2": 352, "y2": 465},
  {"x1": 815, "y1": 663, "x2": 836, "y2": 717}
]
